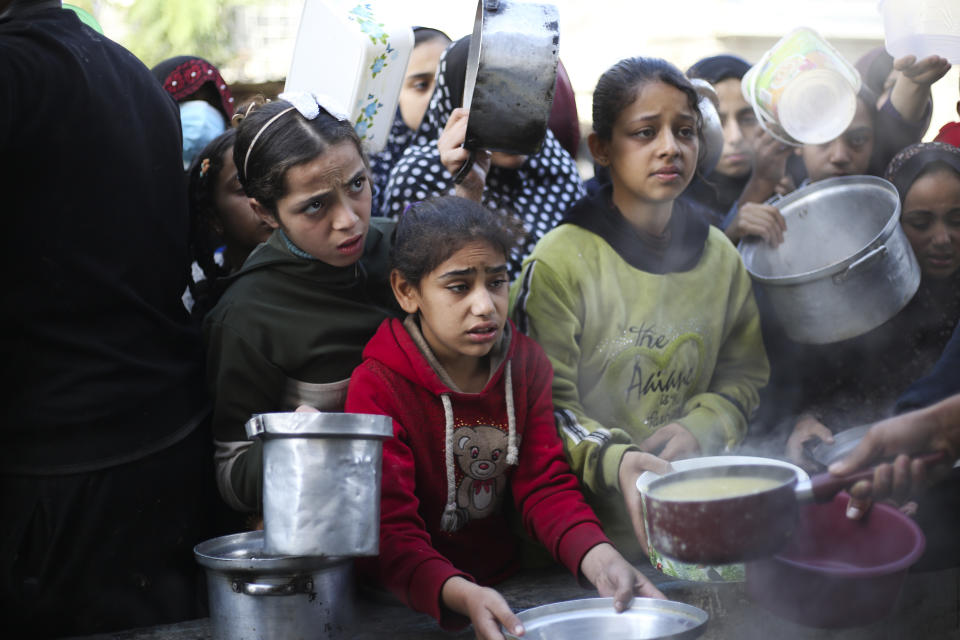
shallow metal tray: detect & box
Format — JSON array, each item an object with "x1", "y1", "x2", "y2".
[{"x1": 503, "y1": 597, "x2": 707, "y2": 640}]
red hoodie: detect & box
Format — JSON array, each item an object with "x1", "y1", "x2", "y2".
[{"x1": 345, "y1": 317, "x2": 609, "y2": 628}]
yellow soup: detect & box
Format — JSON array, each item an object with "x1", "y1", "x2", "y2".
[{"x1": 651, "y1": 475, "x2": 784, "y2": 501}]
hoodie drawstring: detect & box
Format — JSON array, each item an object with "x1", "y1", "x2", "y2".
[
  {"x1": 505, "y1": 363, "x2": 519, "y2": 465},
  {"x1": 439, "y1": 361, "x2": 519, "y2": 533},
  {"x1": 440, "y1": 393, "x2": 459, "y2": 532}
]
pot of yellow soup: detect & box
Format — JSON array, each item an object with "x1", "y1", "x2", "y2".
[
  {"x1": 636, "y1": 456, "x2": 808, "y2": 582},
  {"x1": 641, "y1": 462, "x2": 873, "y2": 565}
]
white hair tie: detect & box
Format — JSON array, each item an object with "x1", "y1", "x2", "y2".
[{"x1": 242, "y1": 92, "x2": 350, "y2": 179}]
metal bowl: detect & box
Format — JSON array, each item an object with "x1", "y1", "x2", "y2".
[
  {"x1": 503, "y1": 597, "x2": 707, "y2": 640},
  {"x1": 808, "y1": 424, "x2": 870, "y2": 468}
]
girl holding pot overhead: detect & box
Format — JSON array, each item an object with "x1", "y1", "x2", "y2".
[
  {"x1": 380, "y1": 36, "x2": 586, "y2": 279},
  {"x1": 203, "y1": 94, "x2": 401, "y2": 513},
  {"x1": 510, "y1": 57, "x2": 770, "y2": 561}
]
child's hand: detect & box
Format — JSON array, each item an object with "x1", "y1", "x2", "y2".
[
  {"x1": 441, "y1": 576, "x2": 523, "y2": 639},
  {"x1": 580, "y1": 542, "x2": 666, "y2": 612},
  {"x1": 618, "y1": 451, "x2": 672, "y2": 556},
  {"x1": 639, "y1": 423, "x2": 701, "y2": 461},
  {"x1": 725, "y1": 202, "x2": 787, "y2": 247},
  {"x1": 893, "y1": 55, "x2": 952, "y2": 89},
  {"x1": 438, "y1": 107, "x2": 491, "y2": 202},
  {"x1": 785, "y1": 414, "x2": 833, "y2": 472}
]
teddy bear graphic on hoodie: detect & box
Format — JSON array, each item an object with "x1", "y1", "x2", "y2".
[{"x1": 452, "y1": 424, "x2": 510, "y2": 522}]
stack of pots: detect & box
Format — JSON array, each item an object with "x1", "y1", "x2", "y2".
[{"x1": 194, "y1": 411, "x2": 393, "y2": 640}]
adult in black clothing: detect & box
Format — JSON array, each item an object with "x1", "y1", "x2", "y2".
[{"x1": 0, "y1": 1, "x2": 222, "y2": 635}]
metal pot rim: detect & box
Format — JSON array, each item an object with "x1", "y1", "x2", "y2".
[
  {"x1": 194, "y1": 531, "x2": 349, "y2": 573},
  {"x1": 739, "y1": 175, "x2": 901, "y2": 285},
  {"x1": 245, "y1": 411, "x2": 393, "y2": 440}
]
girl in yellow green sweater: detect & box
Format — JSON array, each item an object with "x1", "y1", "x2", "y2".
[{"x1": 511, "y1": 57, "x2": 769, "y2": 560}]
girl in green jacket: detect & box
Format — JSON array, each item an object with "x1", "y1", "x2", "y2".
[
  {"x1": 511, "y1": 57, "x2": 769, "y2": 560},
  {"x1": 203, "y1": 94, "x2": 399, "y2": 512}
]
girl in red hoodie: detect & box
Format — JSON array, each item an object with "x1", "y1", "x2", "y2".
[{"x1": 345, "y1": 196, "x2": 665, "y2": 639}]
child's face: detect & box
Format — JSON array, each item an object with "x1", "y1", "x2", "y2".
[
  {"x1": 799, "y1": 99, "x2": 874, "y2": 183},
  {"x1": 394, "y1": 240, "x2": 509, "y2": 369},
  {"x1": 901, "y1": 168, "x2": 960, "y2": 280},
  {"x1": 714, "y1": 77, "x2": 758, "y2": 178},
  {"x1": 214, "y1": 146, "x2": 272, "y2": 253},
  {"x1": 590, "y1": 81, "x2": 699, "y2": 205},
  {"x1": 399, "y1": 38, "x2": 448, "y2": 131},
  {"x1": 256, "y1": 141, "x2": 371, "y2": 267}
]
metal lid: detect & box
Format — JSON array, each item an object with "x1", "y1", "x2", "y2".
[
  {"x1": 194, "y1": 530, "x2": 348, "y2": 573},
  {"x1": 504, "y1": 597, "x2": 708, "y2": 640},
  {"x1": 245, "y1": 411, "x2": 393, "y2": 441}
]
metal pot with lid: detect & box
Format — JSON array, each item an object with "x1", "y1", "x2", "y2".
[
  {"x1": 195, "y1": 530, "x2": 354, "y2": 640},
  {"x1": 739, "y1": 175, "x2": 920, "y2": 344},
  {"x1": 245, "y1": 411, "x2": 393, "y2": 558}
]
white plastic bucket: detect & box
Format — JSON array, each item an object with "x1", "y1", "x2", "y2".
[
  {"x1": 742, "y1": 27, "x2": 861, "y2": 146},
  {"x1": 880, "y1": 0, "x2": 960, "y2": 64}
]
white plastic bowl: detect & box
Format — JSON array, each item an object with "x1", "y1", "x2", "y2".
[{"x1": 880, "y1": 0, "x2": 960, "y2": 64}]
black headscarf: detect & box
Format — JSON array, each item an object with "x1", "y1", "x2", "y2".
[
  {"x1": 686, "y1": 54, "x2": 751, "y2": 85},
  {"x1": 885, "y1": 141, "x2": 960, "y2": 202}
]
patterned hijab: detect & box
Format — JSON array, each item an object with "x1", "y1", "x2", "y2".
[
  {"x1": 380, "y1": 36, "x2": 586, "y2": 278},
  {"x1": 885, "y1": 142, "x2": 960, "y2": 203}
]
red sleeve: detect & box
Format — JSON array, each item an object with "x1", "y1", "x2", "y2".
[
  {"x1": 509, "y1": 339, "x2": 610, "y2": 577},
  {"x1": 345, "y1": 362, "x2": 472, "y2": 629}
]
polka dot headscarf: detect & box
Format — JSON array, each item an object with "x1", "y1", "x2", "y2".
[{"x1": 381, "y1": 36, "x2": 586, "y2": 278}]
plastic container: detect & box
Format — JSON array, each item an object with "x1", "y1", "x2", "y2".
[
  {"x1": 880, "y1": 0, "x2": 960, "y2": 64},
  {"x1": 745, "y1": 493, "x2": 925, "y2": 628},
  {"x1": 284, "y1": 0, "x2": 414, "y2": 153},
  {"x1": 742, "y1": 27, "x2": 861, "y2": 145}
]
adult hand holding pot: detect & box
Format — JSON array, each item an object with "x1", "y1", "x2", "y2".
[{"x1": 828, "y1": 395, "x2": 960, "y2": 519}]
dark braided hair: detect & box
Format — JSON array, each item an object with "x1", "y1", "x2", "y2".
[
  {"x1": 392, "y1": 196, "x2": 524, "y2": 287},
  {"x1": 233, "y1": 99, "x2": 367, "y2": 217}
]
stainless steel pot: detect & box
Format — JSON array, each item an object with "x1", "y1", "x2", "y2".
[
  {"x1": 245, "y1": 411, "x2": 393, "y2": 557},
  {"x1": 195, "y1": 531, "x2": 354, "y2": 640},
  {"x1": 462, "y1": 0, "x2": 560, "y2": 155},
  {"x1": 739, "y1": 175, "x2": 920, "y2": 344},
  {"x1": 689, "y1": 79, "x2": 723, "y2": 176}
]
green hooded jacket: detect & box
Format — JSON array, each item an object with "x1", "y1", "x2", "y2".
[{"x1": 203, "y1": 219, "x2": 399, "y2": 511}]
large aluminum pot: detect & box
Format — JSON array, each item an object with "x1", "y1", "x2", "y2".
[
  {"x1": 246, "y1": 411, "x2": 393, "y2": 557},
  {"x1": 195, "y1": 531, "x2": 354, "y2": 640},
  {"x1": 462, "y1": 0, "x2": 560, "y2": 155},
  {"x1": 739, "y1": 175, "x2": 920, "y2": 344}
]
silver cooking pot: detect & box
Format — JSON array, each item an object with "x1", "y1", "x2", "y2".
[
  {"x1": 739, "y1": 175, "x2": 920, "y2": 344},
  {"x1": 246, "y1": 411, "x2": 393, "y2": 557},
  {"x1": 462, "y1": 0, "x2": 560, "y2": 155},
  {"x1": 195, "y1": 531, "x2": 354, "y2": 640}
]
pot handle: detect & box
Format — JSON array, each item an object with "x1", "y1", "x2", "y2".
[
  {"x1": 798, "y1": 451, "x2": 947, "y2": 502},
  {"x1": 833, "y1": 245, "x2": 886, "y2": 285},
  {"x1": 232, "y1": 577, "x2": 314, "y2": 597},
  {"x1": 452, "y1": 150, "x2": 477, "y2": 185}
]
